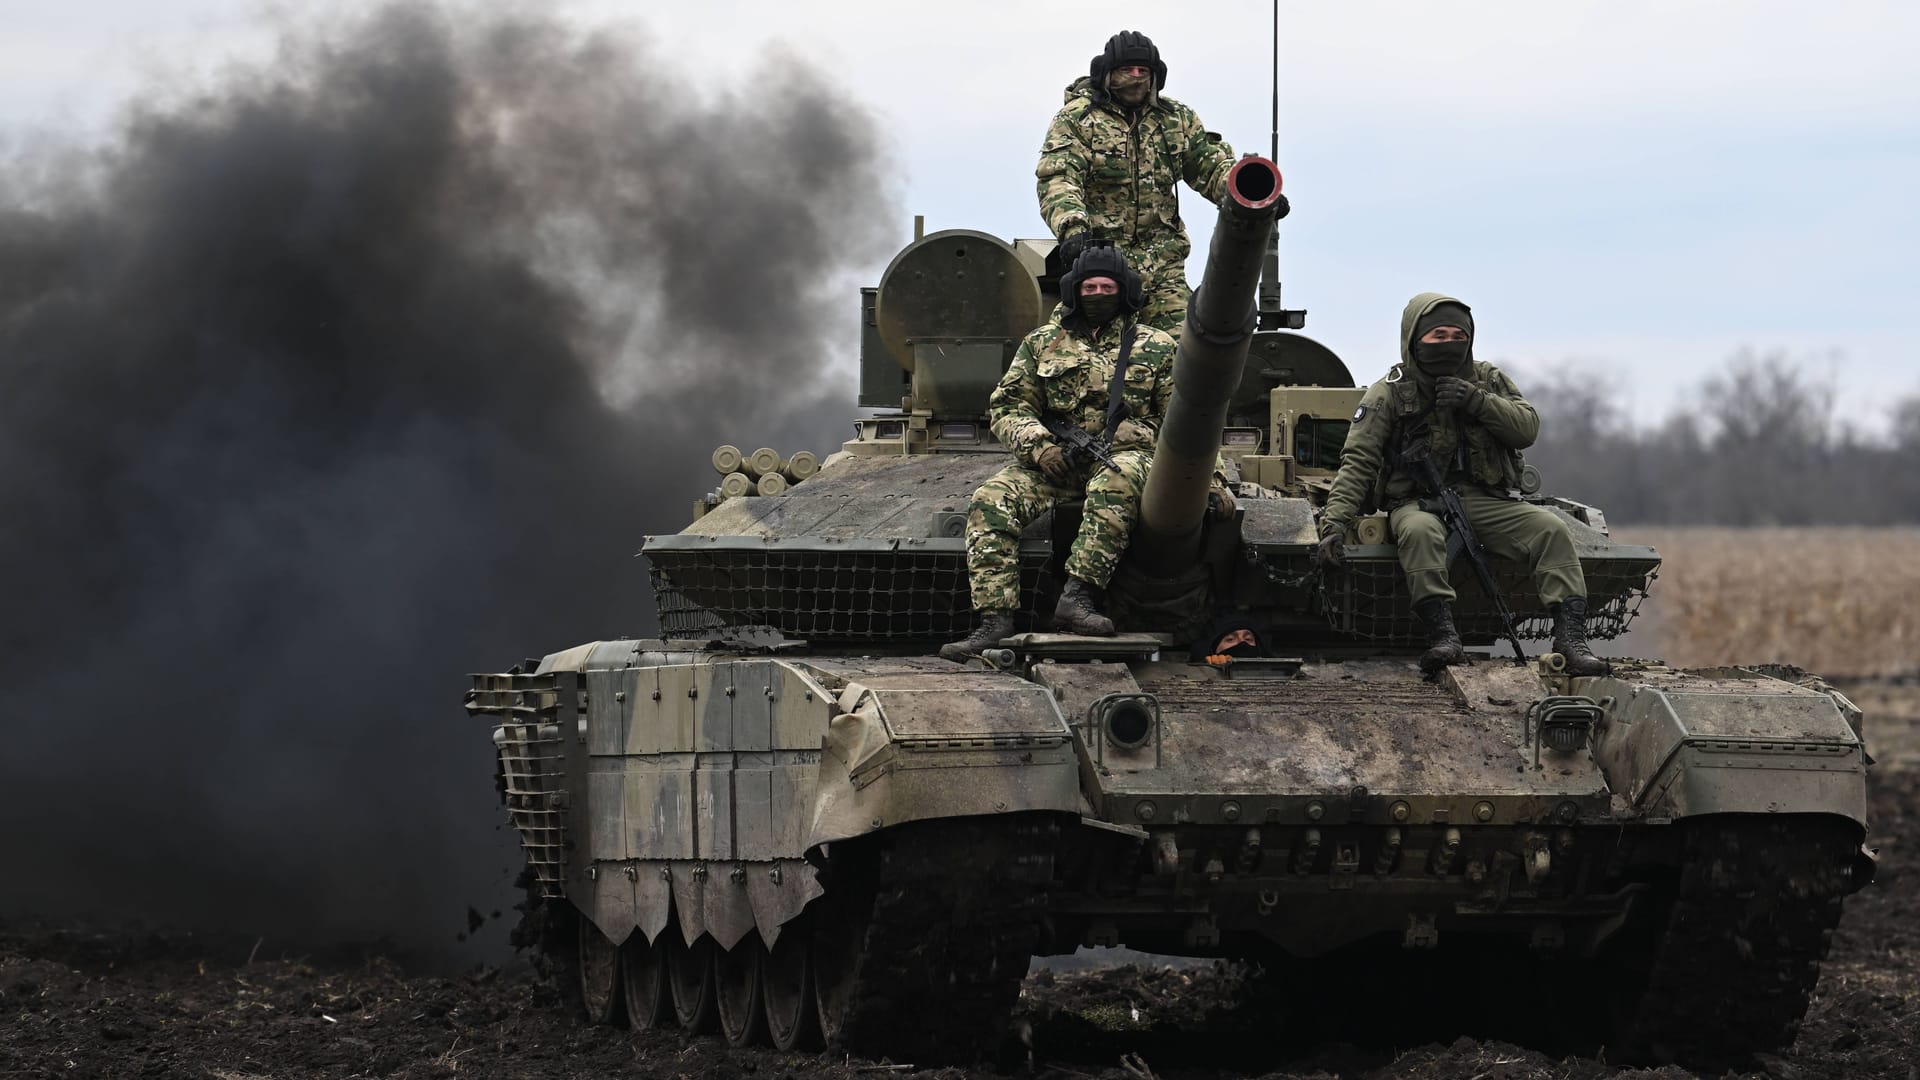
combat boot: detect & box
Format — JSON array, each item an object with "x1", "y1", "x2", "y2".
[
  {"x1": 1413, "y1": 596, "x2": 1466, "y2": 673},
  {"x1": 940, "y1": 611, "x2": 1016, "y2": 662},
  {"x1": 1053, "y1": 578, "x2": 1116, "y2": 636},
  {"x1": 1550, "y1": 597, "x2": 1610, "y2": 676}
]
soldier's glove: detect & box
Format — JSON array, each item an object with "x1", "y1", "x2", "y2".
[
  {"x1": 1208, "y1": 483, "x2": 1237, "y2": 520},
  {"x1": 1433, "y1": 376, "x2": 1484, "y2": 414},
  {"x1": 1057, "y1": 231, "x2": 1089, "y2": 271},
  {"x1": 1314, "y1": 531, "x2": 1346, "y2": 569},
  {"x1": 1035, "y1": 444, "x2": 1073, "y2": 482},
  {"x1": 1114, "y1": 418, "x2": 1150, "y2": 448}
]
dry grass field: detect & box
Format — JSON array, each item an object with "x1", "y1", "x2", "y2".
[
  {"x1": 1615, "y1": 526, "x2": 1920, "y2": 678},
  {"x1": 1615, "y1": 526, "x2": 1920, "y2": 768}
]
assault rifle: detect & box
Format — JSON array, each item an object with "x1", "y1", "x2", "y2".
[
  {"x1": 1403, "y1": 446, "x2": 1528, "y2": 663},
  {"x1": 1041, "y1": 414, "x2": 1121, "y2": 472}
]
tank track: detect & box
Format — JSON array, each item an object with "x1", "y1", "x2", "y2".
[
  {"x1": 826, "y1": 813, "x2": 1058, "y2": 1062},
  {"x1": 1610, "y1": 815, "x2": 1859, "y2": 1069}
]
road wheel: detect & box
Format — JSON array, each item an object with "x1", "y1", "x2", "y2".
[
  {"x1": 811, "y1": 883, "x2": 869, "y2": 1045},
  {"x1": 577, "y1": 915, "x2": 624, "y2": 1026},
  {"x1": 666, "y1": 928, "x2": 718, "y2": 1033},
  {"x1": 764, "y1": 915, "x2": 816, "y2": 1050},
  {"x1": 717, "y1": 935, "x2": 769, "y2": 1047},
  {"x1": 620, "y1": 930, "x2": 669, "y2": 1030}
]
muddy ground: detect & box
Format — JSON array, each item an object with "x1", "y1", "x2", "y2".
[{"x1": 4, "y1": 680, "x2": 1914, "y2": 1080}]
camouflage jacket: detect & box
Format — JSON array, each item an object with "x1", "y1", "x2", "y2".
[
  {"x1": 1036, "y1": 79, "x2": 1235, "y2": 259},
  {"x1": 989, "y1": 317, "x2": 1177, "y2": 470},
  {"x1": 1320, "y1": 295, "x2": 1539, "y2": 536}
]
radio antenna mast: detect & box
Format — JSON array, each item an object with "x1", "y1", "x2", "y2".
[
  {"x1": 1257, "y1": 0, "x2": 1288, "y2": 329},
  {"x1": 1270, "y1": 0, "x2": 1279, "y2": 162}
]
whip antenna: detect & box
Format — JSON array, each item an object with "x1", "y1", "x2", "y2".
[
  {"x1": 1270, "y1": 0, "x2": 1279, "y2": 162},
  {"x1": 1258, "y1": 0, "x2": 1286, "y2": 328}
]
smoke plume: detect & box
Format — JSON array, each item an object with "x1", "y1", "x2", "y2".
[{"x1": 0, "y1": 3, "x2": 896, "y2": 958}]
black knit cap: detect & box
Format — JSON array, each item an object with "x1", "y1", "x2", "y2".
[
  {"x1": 1089, "y1": 30, "x2": 1167, "y2": 91},
  {"x1": 1193, "y1": 613, "x2": 1265, "y2": 658},
  {"x1": 1058, "y1": 242, "x2": 1145, "y2": 316},
  {"x1": 1414, "y1": 302, "x2": 1474, "y2": 341}
]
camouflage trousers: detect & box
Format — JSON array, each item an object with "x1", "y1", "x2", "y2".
[
  {"x1": 965, "y1": 451, "x2": 1152, "y2": 612},
  {"x1": 1138, "y1": 269, "x2": 1190, "y2": 334},
  {"x1": 1388, "y1": 489, "x2": 1587, "y2": 607},
  {"x1": 1123, "y1": 232, "x2": 1192, "y2": 335}
]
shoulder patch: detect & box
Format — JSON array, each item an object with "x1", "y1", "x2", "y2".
[{"x1": 1352, "y1": 405, "x2": 1369, "y2": 423}]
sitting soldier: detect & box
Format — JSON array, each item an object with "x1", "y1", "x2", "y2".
[
  {"x1": 1314, "y1": 293, "x2": 1607, "y2": 676},
  {"x1": 942, "y1": 245, "x2": 1180, "y2": 661}
]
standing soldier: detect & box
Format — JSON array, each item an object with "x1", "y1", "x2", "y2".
[
  {"x1": 943, "y1": 246, "x2": 1211, "y2": 660},
  {"x1": 1037, "y1": 30, "x2": 1286, "y2": 333},
  {"x1": 1314, "y1": 293, "x2": 1608, "y2": 677}
]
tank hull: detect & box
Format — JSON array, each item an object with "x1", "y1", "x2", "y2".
[{"x1": 470, "y1": 641, "x2": 1868, "y2": 1067}]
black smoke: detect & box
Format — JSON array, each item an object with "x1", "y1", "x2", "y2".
[{"x1": 0, "y1": 4, "x2": 896, "y2": 958}]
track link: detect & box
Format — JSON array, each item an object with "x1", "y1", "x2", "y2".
[
  {"x1": 1611, "y1": 814, "x2": 1861, "y2": 1069},
  {"x1": 825, "y1": 813, "x2": 1058, "y2": 1062}
]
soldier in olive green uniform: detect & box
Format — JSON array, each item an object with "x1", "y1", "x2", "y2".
[
  {"x1": 942, "y1": 247, "x2": 1181, "y2": 660},
  {"x1": 1315, "y1": 293, "x2": 1606, "y2": 676},
  {"x1": 1037, "y1": 31, "x2": 1285, "y2": 333}
]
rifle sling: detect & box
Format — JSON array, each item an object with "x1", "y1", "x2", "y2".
[{"x1": 1100, "y1": 322, "x2": 1139, "y2": 441}]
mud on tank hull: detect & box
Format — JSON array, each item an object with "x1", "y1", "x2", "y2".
[{"x1": 467, "y1": 640, "x2": 1871, "y2": 1068}]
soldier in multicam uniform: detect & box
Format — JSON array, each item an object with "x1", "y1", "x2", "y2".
[
  {"x1": 943, "y1": 246, "x2": 1229, "y2": 660},
  {"x1": 1036, "y1": 30, "x2": 1287, "y2": 333},
  {"x1": 1313, "y1": 293, "x2": 1607, "y2": 677}
]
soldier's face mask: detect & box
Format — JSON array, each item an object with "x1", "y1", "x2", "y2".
[
  {"x1": 1213, "y1": 628, "x2": 1261, "y2": 658},
  {"x1": 1414, "y1": 333, "x2": 1470, "y2": 371},
  {"x1": 1109, "y1": 67, "x2": 1151, "y2": 105},
  {"x1": 1079, "y1": 277, "x2": 1122, "y2": 326},
  {"x1": 1081, "y1": 294, "x2": 1122, "y2": 326}
]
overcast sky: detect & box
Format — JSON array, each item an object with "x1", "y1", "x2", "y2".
[{"x1": 6, "y1": 0, "x2": 1916, "y2": 432}]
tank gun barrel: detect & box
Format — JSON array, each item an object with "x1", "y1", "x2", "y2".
[{"x1": 1134, "y1": 155, "x2": 1285, "y2": 567}]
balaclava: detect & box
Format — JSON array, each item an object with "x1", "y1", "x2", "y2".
[
  {"x1": 1080, "y1": 285, "x2": 1122, "y2": 328},
  {"x1": 1412, "y1": 302, "x2": 1474, "y2": 373},
  {"x1": 1197, "y1": 615, "x2": 1265, "y2": 659},
  {"x1": 1059, "y1": 243, "x2": 1145, "y2": 332},
  {"x1": 1089, "y1": 31, "x2": 1166, "y2": 110}
]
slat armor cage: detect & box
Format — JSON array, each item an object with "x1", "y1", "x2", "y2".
[
  {"x1": 1309, "y1": 551, "x2": 1658, "y2": 643},
  {"x1": 466, "y1": 671, "x2": 573, "y2": 897},
  {"x1": 647, "y1": 537, "x2": 1656, "y2": 648},
  {"x1": 647, "y1": 538, "x2": 1056, "y2": 642}
]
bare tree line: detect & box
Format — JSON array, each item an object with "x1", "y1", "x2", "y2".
[{"x1": 1516, "y1": 351, "x2": 1920, "y2": 524}]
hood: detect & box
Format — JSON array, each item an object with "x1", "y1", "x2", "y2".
[{"x1": 1399, "y1": 291, "x2": 1474, "y2": 368}]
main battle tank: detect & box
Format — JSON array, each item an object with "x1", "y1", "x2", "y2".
[{"x1": 466, "y1": 155, "x2": 1874, "y2": 1068}]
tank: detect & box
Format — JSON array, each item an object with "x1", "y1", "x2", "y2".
[{"x1": 465, "y1": 154, "x2": 1874, "y2": 1068}]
